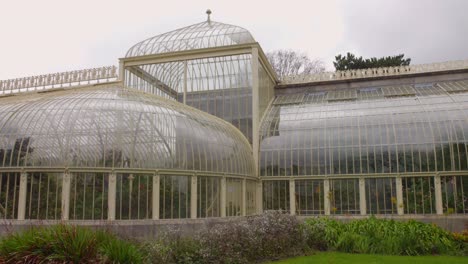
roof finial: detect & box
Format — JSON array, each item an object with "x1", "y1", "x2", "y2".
[{"x1": 206, "y1": 9, "x2": 212, "y2": 23}]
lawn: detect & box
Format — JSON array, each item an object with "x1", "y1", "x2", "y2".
[{"x1": 270, "y1": 252, "x2": 468, "y2": 264}]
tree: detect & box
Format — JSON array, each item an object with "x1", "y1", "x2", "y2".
[
  {"x1": 266, "y1": 50, "x2": 325, "y2": 79},
  {"x1": 333, "y1": 52, "x2": 411, "y2": 71}
]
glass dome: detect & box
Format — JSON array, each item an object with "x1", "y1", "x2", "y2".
[
  {"x1": 0, "y1": 85, "x2": 255, "y2": 176},
  {"x1": 125, "y1": 20, "x2": 255, "y2": 57}
]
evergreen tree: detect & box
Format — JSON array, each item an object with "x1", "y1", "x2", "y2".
[{"x1": 333, "y1": 52, "x2": 411, "y2": 71}]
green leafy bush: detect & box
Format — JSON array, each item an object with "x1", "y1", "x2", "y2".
[
  {"x1": 0, "y1": 225, "x2": 143, "y2": 263},
  {"x1": 302, "y1": 217, "x2": 341, "y2": 250},
  {"x1": 304, "y1": 217, "x2": 466, "y2": 256}
]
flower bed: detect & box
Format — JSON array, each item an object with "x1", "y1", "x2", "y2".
[{"x1": 0, "y1": 213, "x2": 466, "y2": 263}]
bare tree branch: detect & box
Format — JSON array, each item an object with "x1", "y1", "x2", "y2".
[{"x1": 266, "y1": 49, "x2": 325, "y2": 79}]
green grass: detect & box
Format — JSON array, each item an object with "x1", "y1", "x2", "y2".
[{"x1": 270, "y1": 252, "x2": 468, "y2": 264}]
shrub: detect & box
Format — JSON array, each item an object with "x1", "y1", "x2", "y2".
[
  {"x1": 140, "y1": 239, "x2": 171, "y2": 263},
  {"x1": 304, "y1": 216, "x2": 466, "y2": 256},
  {"x1": 452, "y1": 227, "x2": 468, "y2": 255},
  {"x1": 303, "y1": 217, "x2": 343, "y2": 250},
  {"x1": 168, "y1": 236, "x2": 202, "y2": 264},
  {"x1": 3, "y1": 215, "x2": 465, "y2": 263},
  {"x1": 245, "y1": 210, "x2": 308, "y2": 260},
  {"x1": 142, "y1": 211, "x2": 310, "y2": 264},
  {"x1": 198, "y1": 211, "x2": 308, "y2": 263},
  {"x1": 0, "y1": 225, "x2": 143, "y2": 263},
  {"x1": 141, "y1": 229, "x2": 202, "y2": 264}
]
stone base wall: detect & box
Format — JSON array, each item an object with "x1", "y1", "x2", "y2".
[
  {"x1": 0, "y1": 218, "x2": 240, "y2": 239},
  {"x1": 0, "y1": 215, "x2": 466, "y2": 239}
]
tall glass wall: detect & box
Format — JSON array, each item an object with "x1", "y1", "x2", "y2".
[
  {"x1": 125, "y1": 54, "x2": 254, "y2": 142},
  {"x1": 260, "y1": 81, "x2": 468, "y2": 176},
  {"x1": 0, "y1": 85, "x2": 257, "y2": 220},
  {"x1": 261, "y1": 80, "x2": 468, "y2": 215},
  {"x1": 258, "y1": 62, "x2": 276, "y2": 119},
  {"x1": 0, "y1": 86, "x2": 254, "y2": 176}
]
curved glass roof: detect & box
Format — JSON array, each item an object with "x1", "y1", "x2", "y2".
[
  {"x1": 0, "y1": 85, "x2": 254, "y2": 176},
  {"x1": 260, "y1": 80, "x2": 468, "y2": 177},
  {"x1": 126, "y1": 20, "x2": 255, "y2": 57}
]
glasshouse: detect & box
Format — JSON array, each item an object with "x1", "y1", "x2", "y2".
[{"x1": 0, "y1": 13, "x2": 467, "y2": 223}]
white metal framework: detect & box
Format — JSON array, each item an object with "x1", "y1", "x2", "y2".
[
  {"x1": 0, "y1": 84, "x2": 256, "y2": 220},
  {"x1": 126, "y1": 21, "x2": 255, "y2": 57},
  {"x1": 121, "y1": 18, "x2": 277, "y2": 145},
  {"x1": 0, "y1": 16, "x2": 280, "y2": 222},
  {"x1": 260, "y1": 80, "x2": 468, "y2": 216},
  {"x1": 0, "y1": 14, "x2": 467, "y2": 223},
  {"x1": 0, "y1": 85, "x2": 253, "y2": 173}
]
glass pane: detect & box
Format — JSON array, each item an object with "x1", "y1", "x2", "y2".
[
  {"x1": 330, "y1": 179, "x2": 359, "y2": 215},
  {"x1": 69, "y1": 173, "x2": 108, "y2": 220},
  {"x1": 441, "y1": 176, "x2": 468, "y2": 215},
  {"x1": 0, "y1": 172, "x2": 20, "y2": 219},
  {"x1": 295, "y1": 180, "x2": 324, "y2": 215},
  {"x1": 197, "y1": 176, "x2": 220, "y2": 218},
  {"x1": 116, "y1": 174, "x2": 152, "y2": 220},
  {"x1": 25, "y1": 172, "x2": 62, "y2": 220},
  {"x1": 365, "y1": 178, "x2": 396, "y2": 215},
  {"x1": 262, "y1": 180, "x2": 289, "y2": 212},
  {"x1": 402, "y1": 176, "x2": 435, "y2": 214},
  {"x1": 160, "y1": 175, "x2": 191, "y2": 219}
]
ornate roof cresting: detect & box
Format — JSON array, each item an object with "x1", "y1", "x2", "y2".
[
  {"x1": 281, "y1": 59, "x2": 468, "y2": 85},
  {"x1": 0, "y1": 66, "x2": 118, "y2": 96}
]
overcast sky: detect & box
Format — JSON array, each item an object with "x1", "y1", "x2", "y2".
[{"x1": 1, "y1": 0, "x2": 467, "y2": 79}]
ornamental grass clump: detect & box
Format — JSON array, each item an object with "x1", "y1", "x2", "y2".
[{"x1": 0, "y1": 225, "x2": 143, "y2": 264}]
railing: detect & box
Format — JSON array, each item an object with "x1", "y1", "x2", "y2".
[
  {"x1": 281, "y1": 59, "x2": 468, "y2": 85},
  {"x1": 0, "y1": 66, "x2": 118, "y2": 96}
]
